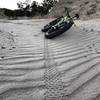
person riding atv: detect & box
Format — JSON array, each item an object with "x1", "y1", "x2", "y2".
[
  {"x1": 43, "y1": 7, "x2": 79, "y2": 38},
  {"x1": 51, "y1": 7, "x2": 79, "y2": 29}
]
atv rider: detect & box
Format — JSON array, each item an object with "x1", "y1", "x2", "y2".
[
  {"x1": 52, "y1": 7, "x2": 72, "y2": 29},
  {"x1": 52, "y1": 7, "x2": 79, "y2": 29}
]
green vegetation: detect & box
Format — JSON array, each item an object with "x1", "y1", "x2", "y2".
[{"x1": 4, "y1": 0, "x2": 57, "y2": 17}]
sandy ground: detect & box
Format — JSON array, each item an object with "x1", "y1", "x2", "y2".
[{"x1": 0, "y1": 18, "x2": 100, "y2": 100}]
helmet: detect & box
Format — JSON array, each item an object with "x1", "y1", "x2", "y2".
[{"x1": 75, "y1": 14, "x2": 79, "y2": 19}]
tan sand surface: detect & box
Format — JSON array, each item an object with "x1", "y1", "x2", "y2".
[{"x1": 0, "y1": 19, "x2": 100, "y2": 100}]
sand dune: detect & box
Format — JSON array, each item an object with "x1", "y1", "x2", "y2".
[{"x1": 0, "y1": 19, "x2": 100, "y2": 100}]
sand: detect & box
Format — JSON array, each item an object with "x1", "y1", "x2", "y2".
[
  {"x1": 48, "y1": 0, "x2": 100, "y2": 20},
  {"x1": 0, "y1": 18, "x2": 100, "y2": 100}
]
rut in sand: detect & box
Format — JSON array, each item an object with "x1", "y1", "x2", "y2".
[{"x1": 44, "y1": 37, "x2": 66, "y2": 100}]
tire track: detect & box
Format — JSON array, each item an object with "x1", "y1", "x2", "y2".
[{"x1": 44, "y1": 38, "x2": 66, "y2": 100}]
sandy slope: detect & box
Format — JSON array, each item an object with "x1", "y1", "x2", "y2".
[
  {"x1": 0, "y1": 19, "x2": 100, "y2": 100},
  {"x1": 49, "y1": 0, "x2": 100, "y2": 20},
  {"x1": 0, "y1": 23, "x2": 15, "y2": 59}
]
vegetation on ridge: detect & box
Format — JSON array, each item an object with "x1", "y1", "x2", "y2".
[{"x1": 3, "y1": 0, "x2": 57, "y2": 18}]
